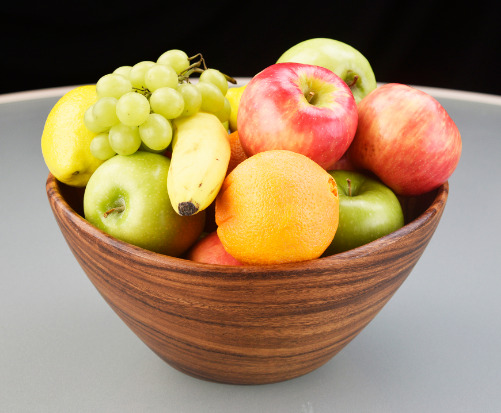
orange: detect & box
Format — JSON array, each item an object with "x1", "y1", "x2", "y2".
[
  {"x1": 215, "y1": 150, "x2": 339, "y2": 265},
  {"x1": 226, "y1": 131, "x2": 248, "y2": 175}
]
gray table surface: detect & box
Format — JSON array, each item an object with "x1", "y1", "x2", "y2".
[{"x1": 1, "y1": 84, "x2": 500, "y2": 412}]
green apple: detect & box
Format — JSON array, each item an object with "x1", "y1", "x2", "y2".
[
  {"x1": 324, "y1": 170, "x2": 404, "y2": 255},
  {"x1": 83, "y1": 152, "x2": 205, "y2": 256},
  {"x1": 277, "y1": 38, "x2": 377, "y2": 103}
]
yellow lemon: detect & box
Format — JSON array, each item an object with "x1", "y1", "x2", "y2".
[
  {"x1": 41, "y1": 85, "x2": 103, "y2": 187},
  {"x1": 226, "y1": 84, "x2": 247, "y2": 132}
]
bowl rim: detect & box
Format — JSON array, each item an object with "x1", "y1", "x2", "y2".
[{"x1": 46, "y1": 173, "x2": 448, "y2": 275}]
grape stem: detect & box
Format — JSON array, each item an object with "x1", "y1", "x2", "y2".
[
  {"x1": 188, "y1": 53, "x2": 208, "y2": 69},
  {"x1": 222, "y1": 73, "x2": 237, "y2": 84},
  {"x1": 133, "y1": 86, "x2": 152, "y2": 99},
  {"x1": 178, "y1": 53, "x2": 237, "y2": 84}
]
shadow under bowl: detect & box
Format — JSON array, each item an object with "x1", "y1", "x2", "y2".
[{"x1": 46, "y1": 173, "x2": 448, "y2": 385}]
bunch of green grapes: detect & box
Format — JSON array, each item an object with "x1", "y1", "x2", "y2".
[{"x1": 85, "y1": 50, "x2": 235, "y2": 160}]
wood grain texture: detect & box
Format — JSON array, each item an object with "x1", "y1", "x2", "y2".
[{"x1": 46, "y1": 173, "x2": 448, "y2": 384}]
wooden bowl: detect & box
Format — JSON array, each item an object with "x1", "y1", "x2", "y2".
[{"x1": 46, "y1": 173, "x2": 448, "y2": 385}]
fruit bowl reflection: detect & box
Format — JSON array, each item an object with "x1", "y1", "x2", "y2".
[{"x1": 46, "y1": 173, "x2": 448, "y2": 385}]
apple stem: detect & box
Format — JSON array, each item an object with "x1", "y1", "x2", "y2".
[
  {"x1": 103, "y1": 205, "x2": 125, "y2": 218},
  {"x1": 306, "y1": 91, "x2": 316, "y2": 103},
  {"x1": 347, "y1": 178, "x2": 352, "y2": 197},
  {"x1": 347, "y1": 75, "x2": 359, "y2": 87}
]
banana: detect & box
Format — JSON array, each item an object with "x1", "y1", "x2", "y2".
[{"x1": 167, "y1": 112, "x2": 231, "y2": 216}]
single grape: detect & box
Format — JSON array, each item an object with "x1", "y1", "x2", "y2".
[
  {"x1": 157, "y1": 49, "x2": 190, "y2": 74},
  {"x1": 213, "y1": 97, "x2": 231, "y2": 123},
  {"x1": 196, "y1": 82, "x2": 225, "y2": 114},
  {"x1": 108, "y1": 123, "x2": 142, "y2": 155},
  {"x1": 129, "y1": 61, "x2": 156, "y2": 89},
  {"x1": 177, "y1": 83, "x2": 202, "y2": 117},
  {"x1": 144, "y1": 64, "x2": 178, "y2": 91},
  {"x1": 113, "y1": 66, "x2": 133, "y2": 78},
  {"x1": 96, "y1": 73, "x2": 133, "y2": 99},
  {"x1": 90, "y1": 133, "x2": 116, "y2": 160},
  {"x1": 199, "y1": 68, "x2": 228, "y2": 96},
  {"x1": 116, "y1": 92, "x2": 150, "y2": 126},
  {"x1": 92, "y1": 97, "x2": 119, "y2": 129},
  {"x1": 84, "y1": 105, "x2": 108, "y2": 133},
  {"x1": 150, "y1": 87, "x2": 185, "y2": 119},
  {"x1": 138, "y1": 113, "x2": 173, "y2": 151}
]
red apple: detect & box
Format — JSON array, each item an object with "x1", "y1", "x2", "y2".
[
  {"x1": 186, "y1": 231, "x2": 243, "y2": 266},
  {"x1": 237, "y1": 62, "x2": 358, "y2": 170},
  {"x1": 347, "y1": 83, "x2": 461, "y2": 196},
  {"x1": 330, "y1": 153, "x2": 355, "y2": 171}
]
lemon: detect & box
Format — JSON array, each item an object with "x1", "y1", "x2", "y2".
[
  {"x1": 226, "y1": 84, "x2": 247, "y2": 132},
  {"x1": 41, "y1": 85, "x2": 103, "y2": 187}
]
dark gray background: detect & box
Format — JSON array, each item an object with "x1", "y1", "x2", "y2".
[{"x1": 3, "y1": 1, "x2": 500, "y2": 95}]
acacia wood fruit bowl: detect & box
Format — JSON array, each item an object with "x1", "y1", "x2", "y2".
[{"x1": 46, "y1": 173, "x2": 448, "y2": 385}]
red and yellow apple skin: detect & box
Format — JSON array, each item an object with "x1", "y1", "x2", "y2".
[
  {"x1": 330, "y1": 153, "x2": 355, "y2": 171},
  {"x1": 237, "y1": 63, "x2": 358, "y2": 170},
  {"x1": 348, "y1": 83, "x2": 462, "y2": 196},
  {"x1": 186, "y1": 231, "x2": 243, "y2": 266}
]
